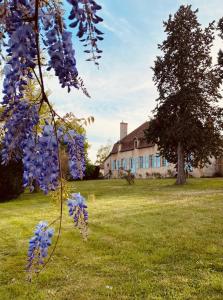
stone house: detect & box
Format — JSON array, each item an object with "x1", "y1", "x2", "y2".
[{"x1": 104, "y1": 121, "x2": 220, "y2": 178}]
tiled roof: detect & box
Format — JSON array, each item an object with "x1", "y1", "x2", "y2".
[{"x1": 110, "y1": 121, "x2": 153, "y2": 154}]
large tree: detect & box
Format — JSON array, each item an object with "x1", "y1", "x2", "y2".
[{"x1": 145, "y1": 5, "x2": 223, "y2": 185}]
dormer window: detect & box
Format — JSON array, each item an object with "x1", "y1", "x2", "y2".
[
  {"x1": 118, "y1": 144, "x2": 122, "y2": 152},
  {"x1": 134, "y1": 138, "x2": 139, "y2": 149}
]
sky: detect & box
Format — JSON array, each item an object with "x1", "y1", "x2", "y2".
[{"x1": 2, "y1": 1, "x2": 223, "y2": 162}]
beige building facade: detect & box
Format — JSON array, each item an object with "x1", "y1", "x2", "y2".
[{"x1": 104, "y1": 122, "x2": 219, "y2": 179}]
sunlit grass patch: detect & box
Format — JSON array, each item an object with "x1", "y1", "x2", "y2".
[{"x1": 0, "y1": 178, "x2": 223, "y2": 299}]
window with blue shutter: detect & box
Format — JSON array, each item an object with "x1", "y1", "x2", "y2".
[
  {"x1": 123, "y1": 158, "x2": 126, "y2": 170},
  {"x1": 138, "y1": 157, "x2": 141, "y2": 169},
  {"x1": 156, "y1": 154, "x2": 161, "y2": 168},
  {"x1": 135, "y1": 157, "x2": 138, "y2": 169},
  {"x1": 129, "y1": 158, "x2": 133, "y2": 169},
  {"x1": 161, "y1": 158, "x2": 169, "y2": 167},
  {"x1": 151, "y1": 155, "x2": 156, "y2": 168},
  {"x1": 149, "y1": 155, "x2": 152, "y2": 168},
  {"x1": 138, "y1": 156, "x2": 143, "y2": 168},
  {"x1": 185, "y1": 162, "x2": 193, "y2": 172},
  {"x1": 161, "y1": 157, "x2": 166, "y2": 167},
  {"x1": 132, "y1": 158, "x2": 136, "y2": 173},
  {"x1": 143, "y1": 156, "x2": 145, "y2": 169},
  {"x1": 145, "y1": 156, "x2": 149, "y2": 168}
]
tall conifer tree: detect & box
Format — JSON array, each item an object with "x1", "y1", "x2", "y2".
[{"x1": 145, "y1": 5, "x2": 223, "y2": 184}]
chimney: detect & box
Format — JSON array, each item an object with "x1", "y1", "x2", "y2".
[{"x1": 120, "y1": 121, "x2": 128, "y2": 140}]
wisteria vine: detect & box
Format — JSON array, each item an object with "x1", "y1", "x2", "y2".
[{"x1": 0, "y1": 0, "x2": 103, "y2": 277}]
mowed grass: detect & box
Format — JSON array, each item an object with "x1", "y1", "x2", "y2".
[{"x1": 1, "y1": 179, "x2": 223, "y2": 299}]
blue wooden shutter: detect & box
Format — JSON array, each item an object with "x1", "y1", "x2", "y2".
[
  {"x1": 156, "y1": 154, "x2": 161, "y2": 168},
  {"x1": 132, "y1": 158, "x2": 135, "y2": 172},
  {"x1": 143, "y1": 156, "x2": 145, "y2": 168},
  {"x1": 152, "y1": 155, "x2": 155, "y2": 168},
  {"x1": 145, "y1": 156, "x2": 149, "y2": 168},
  {"x1": 149, "y1": 155, "x2": 153, "y2": 168}
]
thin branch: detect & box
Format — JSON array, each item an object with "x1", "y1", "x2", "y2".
[
  {"x1": 33, "y1": 0, "x2": 63, "y2": 274},
  {"x1": 37, "y1": 110, "x2": 64, "y2": 274}
]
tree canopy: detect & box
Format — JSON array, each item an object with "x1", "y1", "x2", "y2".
[
  {"x1": 145, "y1": 5, "x2": 223, "y2": 184},
  {"x1": 95, "y1": 141, "x2": 112, "y2": 166}
]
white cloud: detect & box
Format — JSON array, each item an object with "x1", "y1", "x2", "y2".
[{"x1": 44, "y1": 61, "x2": 156, "y2": 162}]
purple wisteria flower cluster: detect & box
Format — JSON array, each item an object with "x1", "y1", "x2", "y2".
[
  {"x1": 0, "y1": 0, "x2": 103, "y2": 276},
  {"x1": 67, "y1": 0, "x2": 104, "y2": 65},
  {"x1": 64, "y1": 130, "x2": 86, "y2": 179},
  {"x1": 23, "y1": 125, "x2": 60, "y2": 194},
  {"x1": 67, "y1": 193, "x2": 88, "y2": 239},
  {"x1": 1, "y1": 1, "x2": 37, "y2": 113},
  {"x1": 42, "y1": 10, "x2": 79, "y2": 92},
  {"x1": 22, "y1": 125, "x2": 86, "y2": 194},
  {"x1": 1, "y1": 102, "x2": 39, "y2": 164},
  {"x1": 27, "y1": 221, "x2": 54, "y2": 275},
  {"x1": 0, "y1": 0, "x2": 103, "y2": 183}
]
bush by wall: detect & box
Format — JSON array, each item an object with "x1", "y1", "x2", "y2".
[{"x1": 84, "y1": 163, "x2": 100, "y2": 180}]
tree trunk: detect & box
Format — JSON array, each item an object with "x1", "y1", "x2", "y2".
[
  {"x1": 176, "y1": 142, "x2": 186, "y2": 185},
  {"x1": 33, "y1": 180, "x2": 40, "y2": 193}
]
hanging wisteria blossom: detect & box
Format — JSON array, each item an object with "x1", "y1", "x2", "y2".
[
  {"x1": 27, "y1": 221, "x2": 54, "y2": 276},
  {"x1": 67, "y1": 193, "x2": 88, "y2": 239},
  {"x1": 0, "y1": 0, "x2": 103, "y2": 276}
]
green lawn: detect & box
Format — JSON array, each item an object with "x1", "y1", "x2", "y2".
[{"x1": 1, "y1": 178, "x2": 223, "y2": 299}]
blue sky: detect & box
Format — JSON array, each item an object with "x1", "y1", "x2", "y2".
[{"x1": 29, "y1": 1, "x2": 223, "y2": 161}]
